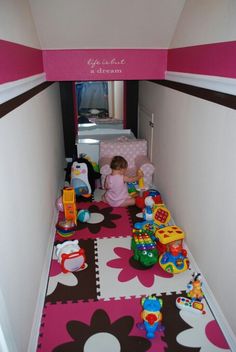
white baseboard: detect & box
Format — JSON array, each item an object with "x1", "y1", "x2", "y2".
[
  {"x1": 185, "y1": 244, "x2": 236, "y2": 351},
  {"x1": 27, "y1": 207, "x2": 58, "y2": 352},
  {"x1": 165, "y1": 71, "x2": 236, "y2": 96},
  {"x1": 0, "y1": 291, "x2": 18, "y2": 352},
  {"x1": 0, "y1": 73, "x2": 46, "y2": 104},
  {"x1": 157, "y1": 197, "x2": 236, "y2": 351}
]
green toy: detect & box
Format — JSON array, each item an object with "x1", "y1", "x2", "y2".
[{"x1": 131, "y1": 233, "x2": 158, "y2": 267}]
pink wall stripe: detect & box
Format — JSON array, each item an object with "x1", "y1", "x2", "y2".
[
  {"x1": 168, "y1": 41, "x2": 236, "y2": 79},
  {"x1": 43, "y1": 49, "x2": 167, "y2": 81},
  {"x1": 0, "y1": 40, "x2": 43, "y2": 84},
  {"x1": 1, "y1": 39, "x2": 236, "y2": 85}
]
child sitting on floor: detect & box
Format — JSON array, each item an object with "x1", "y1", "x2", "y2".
[{"x1": 102, "y1": 155, "x2": 143, "y2": 207}]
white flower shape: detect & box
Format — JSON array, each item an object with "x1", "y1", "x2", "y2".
[
  {"x1": 46, "y1": 248, "x2": 79, "y2": 296},
  {"x1": 176, "y1": 299, "x2": 230, "y2": 351},
  {"x1": 47, "y1": 271, "x2": 78, "y2": 296}
]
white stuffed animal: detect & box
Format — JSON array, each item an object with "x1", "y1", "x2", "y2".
[{"x1": 143, "y1": 196, "x2": 155, "y2": 221}]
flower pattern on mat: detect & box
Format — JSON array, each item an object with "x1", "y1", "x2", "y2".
[
  {"x1": 107, "y1": 247, "x2": 172, "y2": 287},
  {"x1": 177, "y1": 303, "x2": 230, "y2": 351},
  {"x1": 46, "y1": 259, "x2": 78, "y2": 296},
  {"x1": 77, "y1": 205, "x2": 121, "y2": 234},
  {"x1": 52, "y1": 309, "x2": 151, "y2": 352}
]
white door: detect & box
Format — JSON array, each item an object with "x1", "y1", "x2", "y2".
[{"x1": 137, "y1": 104, "x2": 154, "y2": 162}]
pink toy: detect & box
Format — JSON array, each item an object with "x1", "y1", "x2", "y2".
[
  {"x1": 99, "y1": 139, "x2": 154, "y2": 189},
  {"x1": 56, "y1": 196, "x2": 64, "y2": 212}
]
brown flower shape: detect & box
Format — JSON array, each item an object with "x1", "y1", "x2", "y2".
[
  {"x1": 53, "y1": 309, "x2": 151, "y2": 352},
  {"x1": 77, "y1": 205, "x2": 121, "y2": 234}
]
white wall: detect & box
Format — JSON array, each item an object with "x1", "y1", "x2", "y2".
[
  {"x1": 113, "y1": 81, "x2": 124, "y2": 120},
  {"x1": 139, "y1": 81, "x2": 236, "y2": 337},
  {"x1": 0, "y1": 0, "x2": 41, "y2": 48},
  {"x1": 0, "y1": 83, "x2": 65, "y2": 351},
  {"x1": 170, "y1": 0, "x2": 236, "y2": 47}
]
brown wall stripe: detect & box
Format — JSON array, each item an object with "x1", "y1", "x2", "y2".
[
  {"x1": 151, "y1": 80, "x2": 236, "y2": 110},
  {"x1": 0, "y1": 82, "x2": 54, "y2": 118},
  {"x1": 1, "y1": 79, "x2": 235, "y2": 119}
]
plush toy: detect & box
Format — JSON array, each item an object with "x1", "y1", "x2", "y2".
[{"x1": 65, "y1": 154, "x2": 101, "y2": 200}]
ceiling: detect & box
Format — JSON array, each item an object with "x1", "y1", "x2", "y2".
[{"x1": 28, "y1": 0, "x2": 186, "y2": 49}]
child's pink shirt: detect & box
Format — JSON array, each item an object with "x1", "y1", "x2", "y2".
[{"x1": 104, "y1": 174, "x2": 131, "y2": 207}]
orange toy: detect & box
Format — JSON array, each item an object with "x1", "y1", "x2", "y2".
[{"x1": 62, "y1": 187, "x2": 77, "y2": 225}]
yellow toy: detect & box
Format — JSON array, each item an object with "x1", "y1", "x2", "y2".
[
  {"x1": 152, "y1": 204, "x2": 171, "y2": 227},
  {"x1": 137, "y1": 169, "x2": 145, "y2": 190},
  {"x1": 155, "y1": 225, "x2": 189, "y2": 274},
  {"x1": 187, "y1": 273, "x2": 204, "y2": 301},
  {"x1": 63, "y1": 187, "x2": 77, "y2": 225}
]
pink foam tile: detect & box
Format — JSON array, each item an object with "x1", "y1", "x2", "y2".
[
  {"x1": 55, "y1": 202, "x2": 133, "y2": 241},
  {"x1": 37, "y1": 297, "x2": 167, "y2": 352}
]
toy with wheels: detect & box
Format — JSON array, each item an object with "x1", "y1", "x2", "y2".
[
  {"x1": 159, "y1": 249, "x2": 189, "y2": 274},
  {"x1": 155, "y1": 226, "x2": 189, "y2": 274},
  {"x1": 131, "y1": 231, "x2": 158, "y2": 267}
]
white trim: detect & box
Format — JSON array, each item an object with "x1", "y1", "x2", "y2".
[
  {"x1": 27, "y1": 206, "x2": 58, "y2": 352},
  {"x1": 0, "y1": 326, "x2": 10, "y2": 352},
  {"x1": 163, "y1": 209, "x2": 236, "y2": 351},
  {"x1": 185, "y1": 244, "x2": 236, "y2": 351},
  {"x1": 0, "y1": 290, "x2": 18, "y2": 352},
  {"x1": 0, "y1": 73, "x2": 46, "y2": 104},
  {"x1": 165, "y1": 71, "x2": 236, "y2": 96}
]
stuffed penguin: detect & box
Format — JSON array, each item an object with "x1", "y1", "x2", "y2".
[{"x1": 65, "y1": 154, "x2": 101, "y2": 200}]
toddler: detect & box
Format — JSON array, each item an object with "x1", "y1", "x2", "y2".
[{"x1": 102, "y1": 155, "x2": 143, "y2": 207}]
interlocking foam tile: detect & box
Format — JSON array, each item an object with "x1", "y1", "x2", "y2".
[
  {"x1": 93, "y1": 188, "x2": 105, "y2": 202},
  {"x1": 37, "y1": 296, "x2": 166, "y2": 352},
  {"x1": 96, "y1": 236, "x2": 196, "y2": 300},
  {"x1": 55, "y1": 202, "x2": 133, "y2": 241},
  {"x1": 45, "y1": 239, "x2": 99, "y2": 303},
  {"x1": 128, "y1": 204, "x2": 144, "y2": 225},
  {"x1": 175, "y1": 297, "x2": 230, "y2": 352},
  {"x1": 38, "y1": 293, "x2": 229, "y2": 352}
]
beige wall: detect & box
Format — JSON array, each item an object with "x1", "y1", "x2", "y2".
[
  {"x1": 170, "y1": 0, "x2": 236, "y2": 47},
  {"x1": 0, "y1": 0, "x2": 41, "y2": 47},
  {"x1": 28, "y1": 0, "x2": 185, "y2": 49},
  {"x1": 139, "y1": 80, "x2": 236, "y2": 337},
  {"x1": 0, "y1": 2, "x2": 64, "y2": 350},
  {"x1": 0, "y1": 83, "x2": 65, "y2": 351}
]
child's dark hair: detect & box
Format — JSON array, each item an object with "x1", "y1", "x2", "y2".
[{"x1": 110, "y1": 156, "x2": 128, "y2": 170}]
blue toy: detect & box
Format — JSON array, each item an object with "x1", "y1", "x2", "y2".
[
  {"x1": 139, "y1": 295, "x2": 164, "y2": 339},
  {"x1": 77, "y1": 209, "x2": 90, "y2": 223}
]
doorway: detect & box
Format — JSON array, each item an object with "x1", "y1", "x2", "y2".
[{"x1": 60, "y1": 80, "x2": 139, "y2": 158}]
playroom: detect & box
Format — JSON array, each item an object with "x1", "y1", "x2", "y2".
[{"x1": 1, "y1": 1, "x2": 236, "y2": 352}]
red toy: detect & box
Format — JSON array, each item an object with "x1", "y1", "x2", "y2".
[{"x1": 136, "y1": 189, "x2": 162, "y2": 209}]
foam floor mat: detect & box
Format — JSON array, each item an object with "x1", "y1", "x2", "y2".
[{"x1": 37, "y1": 200, "x2": 231, "y2": 351}]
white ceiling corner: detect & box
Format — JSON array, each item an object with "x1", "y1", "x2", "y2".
[{"x1": 28, "y1": 0, "x2": 186, "y2": 49}]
